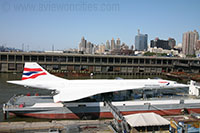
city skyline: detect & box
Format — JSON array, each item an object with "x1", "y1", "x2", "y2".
[{"x1": 0, "y1": 0, "x2": 200, "y2": 51}]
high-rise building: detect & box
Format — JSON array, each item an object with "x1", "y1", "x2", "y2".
[
  {"x1": 196, "y1": 40, "x2": 200, "y2": 51},
  {"x1": 95, "y1": 44, "x2": 105, "y2": 54},
  {"x1": 99, "y1": 44, "x2": 105, "y2": 53},
  {"x1": 168, "y1": 38, "x2": 176, "y2": 49},
  {"x1": 86, "y1": 42, "x2": 93, "y2": 54},
  {"x1": 106, "y1": 40, "x2": 110, "y2": 50},
  {"x1": 78, "y1": 43, "x2": 81, "y2": 52},
  {"x1": 79, "y1": 36, "x2": 87, "y2": 53},
  {"x1": 150, "y1": 38, "x2": 171, "y2": 50},
  {"x1": 92, "y1": 44, "x2": 97, "y2": 54},
  {"x1": 116, "y1": 38, "x2": 121, "y2": 50},
  {"x1": 111, "y1": 38, "x2": 115, "y2": 50},
  {"x1": 182, "y1": 30, "x2": 199, "y2": 55},
  {"x1": 135, "y1": 29, "x2": 148, "y2": 51}
]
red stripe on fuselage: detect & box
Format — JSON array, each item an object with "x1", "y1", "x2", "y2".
[
  {"x1": 22, "y1": 72, "x2": 47, "y2": 80},
  {"x1": 24, "y1": 68, "x2": 43, "y2": 71},
  {"x1": 159, "y1": 81, "x2": 169, "y2": 83}
]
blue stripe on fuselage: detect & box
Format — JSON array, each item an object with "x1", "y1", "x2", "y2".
[{"x1": 23, "y1": 71, "x2": 38, "y2": 76}]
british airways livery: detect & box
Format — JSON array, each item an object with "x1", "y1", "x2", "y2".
[
  {"x1": 4, "y1": 62, "x2": 200, "y2": 120},
  {"x1": 22, "y1": 67, "x2": 47, "y2": 80},
  {"x1": 7, "y1": 62, "x2": 188, "y2": 102}
]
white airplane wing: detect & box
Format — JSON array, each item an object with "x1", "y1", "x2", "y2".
[{"x1": 53, "y1": 79, "x2": 146, "y2": 102}]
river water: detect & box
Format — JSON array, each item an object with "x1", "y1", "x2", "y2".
[{"x1": 0, "y1": 73, "x2": 171, "y2": 122}]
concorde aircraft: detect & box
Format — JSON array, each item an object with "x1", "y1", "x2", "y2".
[{"x1": 7, "y1": 62, "x2": 188, "y2": 103}]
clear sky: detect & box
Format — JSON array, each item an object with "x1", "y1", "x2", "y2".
[{"x1": 0, "y1": 0, "x2": 200, "y2": 51}]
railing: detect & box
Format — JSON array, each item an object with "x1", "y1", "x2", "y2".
[{"x1": 104, "y1": 100, "x2": 130, "y2": 133}]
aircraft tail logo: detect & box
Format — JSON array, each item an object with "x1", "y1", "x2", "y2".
[{"x1": 22, "y1": 63, "x2": 47, "y2": 80}]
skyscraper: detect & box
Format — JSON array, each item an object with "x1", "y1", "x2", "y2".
[
  {"x1": 106, "y1": 40, "x2": 110, "y2": 50},
  {"x1": 86, "y1": 41, "x2": 93, "y2": 54},
  {"x1": 79, "y1": 36, "x2": 87, "y2": 53},
  {"x1": 135, "y1": 30, "x2": 148, "y2": 51},
  {"x1": 196, "y1": 40, "x2": 200, "y2": 51},
  {"x1": 111, "y1": 38, "x2": 115, "y2": 50},
  {"x1": 116, "y1": 38, "x2": 121, "y2": 50},
  {"x1": 182, "y1": 30, "x2": 199, "y2": 55},
  {"x1": 168, "y1": 38, "x2": 176, "y2": 49}
]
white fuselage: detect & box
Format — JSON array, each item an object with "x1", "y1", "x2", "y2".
[
  {"x1": 7, "y1": 62, "x2": 189, "y2": 103},
  {"x1": 8, "y1": 78, "x2": 188, "y2": 102}
]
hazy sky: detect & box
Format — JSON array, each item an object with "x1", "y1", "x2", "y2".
[{"x1": 0, "y1": 0, "x2": 200, "y2": 51}]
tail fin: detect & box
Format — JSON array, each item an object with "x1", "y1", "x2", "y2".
[
  {"x1": 7, "y1": 62, "x2": 64, "y2": 89},
  {"x1": 22, "y1": 62, "x2": 60, "y2": 81}
]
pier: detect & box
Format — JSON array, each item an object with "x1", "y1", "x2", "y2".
[
  {"x1": 0, "y1": 52, "x2": 200, "y2": 74},
  {"x1": 0, "y1": 120, "x2": 111, "y2": 132}
]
